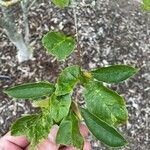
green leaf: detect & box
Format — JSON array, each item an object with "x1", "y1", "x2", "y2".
[
  {"x1": 84, "y1": 80, "x2": 128, "y2": 126},
  {"x1": 81, "y1": 108, "x2": 127, "y2": 147},
  {"x1": 42, "y1": 32, "x2": 76, "y2": 61},
  {"x1": 33, "y1": 94, "x2": 71, "y2": 123},
  {"x1": 143, "y1": 0, "x2": 150, "y2": 11},
  {"x1": 50, "y1": 94, "x2": 72, "y2": 123},
  {"x1": 32, "y1": 98, "x2": 50, "y2": 108},
  {"x1": 52, "y1": 0, "x2": 70, "y2": 8},
  {"x1": 11, "y1": 113, "x2": 53, "y2": 149},
  {"x1": 55, "y1": 65, "x2": 81, "y2": 96},
  {"x1": 91, "y1": 65, "x2": 138, "y2": 83},
  {"x1": 4, "y1": 81, "x2": 55, "y2": 99},
  {"x1": 56, "y1": 112, "x2": 84, "y2": 149}
]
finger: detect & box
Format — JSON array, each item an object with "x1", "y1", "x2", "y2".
[
  {"x1": 36, "y1": 140, "x2": 59, "y2": 150},
  {"x1": 59, "y1": 124, "x2": 91, "y2": 150},
  {"x1": 59, "y1": 141, "x2": 91, "y2": 150},
  {"x1": 48, "y1": 125, "x2": 59, "y2": 143},
  {"x1": 83, "y1": 141, "x2": 91, "y2": 150},
  {"x1": 0, "y1": 138, "x2": 23, "y2": 150},
  {"x1": 36, "y1": 125, "x2": 59, "y2": 150},
  {"x1": 59, "y1": 146, "x2": 77, "y2": 150},
  {"x1": 80, "y1": 124, "x2": 91, "y2": 150},
  {"x1": 79, "y1": 124, "x2": 89, "y2": 138},
  {"x1": 2, "y1": 132, "x2": 29, "y2": 148}
]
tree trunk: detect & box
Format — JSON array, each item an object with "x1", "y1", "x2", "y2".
[{"x1": 0, "y1": 1, "x2": 33, "y2": 63}]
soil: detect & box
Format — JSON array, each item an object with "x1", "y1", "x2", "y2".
[{"x1": 0, "y1": 0, "x2": 150, "y2": 149}]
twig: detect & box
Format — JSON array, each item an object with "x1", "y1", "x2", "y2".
[
  {"x1": 1, "y1": 5, "x2": 32, "y2": 62},
  {"x1": 72, "y1": 1, "x2": 79, "y2": 43},
  {"x1": 21, "y1": 0, "x2": 30, "y2": 45},
  {"x1": 71, "y1": 0, "x2": 81, "y2": 65}
]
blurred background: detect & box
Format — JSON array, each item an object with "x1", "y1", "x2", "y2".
[{"x1": 0, "y1": 0, "x2": 150, "y2": 149}]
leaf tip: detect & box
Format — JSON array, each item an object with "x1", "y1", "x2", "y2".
[
  {"x1": 3, "y1": 89, "x2": 7, "y2": 94},
  {"x1": 3, "y1": 89, "x2": 10, "y2": 96},
  {"x1": 134, "y1": 67, "x2": 140, "y2": 74}
]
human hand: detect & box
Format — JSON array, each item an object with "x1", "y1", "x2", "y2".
[{"x1": 0, "y1": 124, "x2": 91, "y2": 150}]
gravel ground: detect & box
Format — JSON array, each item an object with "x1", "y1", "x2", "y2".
[{"x1": 0, "y1": 0, "x2": 150, "y2": 149}]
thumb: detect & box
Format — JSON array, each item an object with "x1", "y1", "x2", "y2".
[
  {"x1": 48, "y1": 124, "x2": 59, "y2": 143},
  {"x1": 36, "y1": 140, "x2": 59, "y2": 150},
  {"x1": 36, "y1": 125, "x2": 59, "y2": 150}
]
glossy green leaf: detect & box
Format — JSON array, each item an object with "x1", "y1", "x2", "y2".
[
  {"x1": 11, "y1": 113, "x2": 53, "y2": 150},
  {"x1": 55, "y1": 65, "x2": 81, "y2": 96},
  {"x1": 50, "y1": 94, "x2": 72, "y2": 123},
  {"x1": 84, "y1": 80, "x2": 128, "y2": 126},
  {"x1": 56, "y1": 112, "x2": 84, "y2": 149},
  {"x1": 91, "y1": 65, "x2": 138, "y2": 83},
  {"x1": 42, "y1": 32, "x2": 75, "y2": 60},
  {"x1": 143, "y1": 0, "x2": 150, "y2": 10},
  {"x1": 52, "y1": 0, "x2": 70, "y2": 8},
  {"x1": 4, "y1": 81, "x2": 55, "y2": 99},
  {"x1": 81, "y1": 108, "x2": 127, "y2": 147}
]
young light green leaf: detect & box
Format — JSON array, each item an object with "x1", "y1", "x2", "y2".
[
  {"x1": 42, "y1": 32, "x2": 76, "y2": 61},
  {"x1": 84, "y1": 80, "x2": 128, "y2": 126},
  {"x1": 32, "y1": 98, "x2": 50, "y2": 108},
  {"x1": 52, "y1": 0, "x2": 70, "y2": 8},
  {"x1": 56, "y1": 112, "x2": 84, "y2": 149},
  {"x1": 81, "y1": 108, "x2": 127, "y2": 147},
  {"x1": 143, "y1": 0, "x2": 150, "y2": 11},
  {"x1": 91, "y1": 65, "x2": 138, "y2": 83},
  {"x1": 55, "y1": 65, "x2": 81, "y2": 96},
  {"x1": 50, "y1": 94, "x2": 72, "y2": 123},
  {"x1": 4, "y1": 81, "x2": 55, "y2": 99},
  {"x1": 11, "y1": 113, "x2": 53, "y2": 150}
]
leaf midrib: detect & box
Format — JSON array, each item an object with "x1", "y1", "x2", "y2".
[{"x1": 51, "y1": 37, "x2": 68, "y2": 52}]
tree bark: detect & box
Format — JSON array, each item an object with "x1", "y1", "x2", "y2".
[{"x1": 0, "y1": 1, "x2": 33, "y2": 62}]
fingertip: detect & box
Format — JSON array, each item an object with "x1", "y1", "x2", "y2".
[
  {"x1": 80, "y1": 124, "x2": 89, "y2": 138},
  {"x1": 48, "y1": 124, "x2": 59, "y2": 143},
  {"x1": 59, "y1": 141, "x2": 91, "y2": 150},
  {"x1": 83, "y1": 141, "x2": 91, "y2": 150},
  {"x1": 37, "y1": 140, "x2": 59, "y2": 150}
]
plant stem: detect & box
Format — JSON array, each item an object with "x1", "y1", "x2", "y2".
[
  {"x1": 21, "y1": 0, "x2": 30, "y2": 45},
  {"x1": 72, "y1": 0, "x2": 81, "y2": 66},
  {"x1": 71, "y1": 101, "x2": 82, "y2": 120}
]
